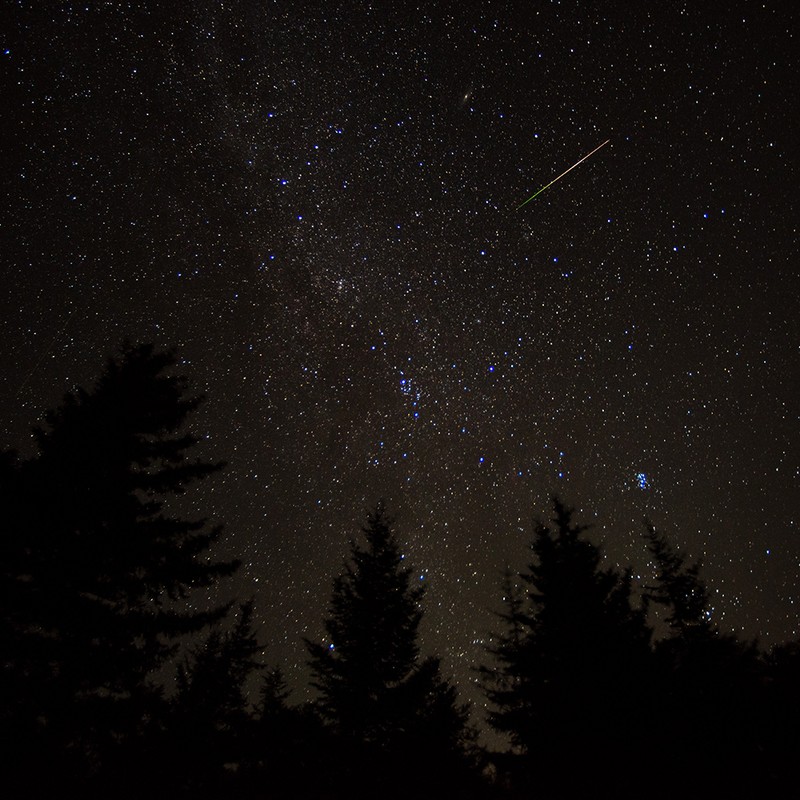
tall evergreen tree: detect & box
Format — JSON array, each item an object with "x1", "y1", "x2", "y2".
[
  {"x1": 238, "y1": 667, "x2": 332, "y2": 798},
  {"x1": 168, "y1": 601, "x2": 263, "y2": 798},
  {"x1": 642, "y1": 523, "x2": 763, "y2": 797},
  {"x1": 1, "y1": 343, "x2": 239, "y2": 791},
  {"x1": 642, "y1": 521, "x2": 710, "y2": 633},
  {"x1": 481, "y1": 498, "x2": 652, "y2": 797},
  {"x1": 763, "y1": 640, "x2": 800, "y2": 794},
  {"x1": 306, "y1": 501, "x2": 476, "y2": 797},
  {"x1": 174, "y1": 601, "x2": 262, "y2": 730},
  {"x1": 307, "y1": 501, "x2": 423, "y2": 742}
]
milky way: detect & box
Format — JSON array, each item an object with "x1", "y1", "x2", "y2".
[{"x1": 2, "y1": 1, "x2": 798, "y2": 724}]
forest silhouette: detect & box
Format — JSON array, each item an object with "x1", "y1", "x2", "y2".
[{"x1": 2, "y1": 344, "x2": 798, "y2": 799}]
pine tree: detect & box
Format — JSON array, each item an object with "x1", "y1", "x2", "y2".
[
  {"x1": 306, "y1": 501, "x2": 475, "y2": 796},
  {"x1": 259, "y1": 665, "x2": 292, "y2": 718},
  {"x1": 642, "y1": 523, "x2": 763, "y2": 797},
  {"x1": 306, "y1": 501, "x2": 424, "y2": 745},
  {"x1": 238, "y1": 667, "x2": 332, "y2": 797},
  {"x1": 642, "y1": 521, "x2": 711, "y2": 633},
  {"x1": 174, "y1": 601, "x2": 262, "y2": 729},
  {"x1": 169, "y1": 601, "x2": 263, "y2": 797},
  {"x1": 763, "y1": 641, "x2": 800, "y2": 794},
  {"x1": 481, "y1": 498, "x2": 651, "y2": 796},
  {"x1": 2, "y1": 343, "x2": 239, "y2": 789}
]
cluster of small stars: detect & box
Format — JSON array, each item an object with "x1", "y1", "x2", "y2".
[{"x1": 2, "y1": 1, "x2": 798, "y2": 722}]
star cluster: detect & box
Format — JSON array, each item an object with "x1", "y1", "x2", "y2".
[{"x1": 2, "y1": 1, "x2": 798, "y2": 720}]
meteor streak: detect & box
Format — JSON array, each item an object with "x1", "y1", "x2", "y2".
[{"x1": 516, "y1": 138, "x2": 610, "y2": 210}]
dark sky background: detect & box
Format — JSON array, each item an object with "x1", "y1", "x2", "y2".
[{"x1": 3, "y1": 1, "x2": 798, "y2": 726}]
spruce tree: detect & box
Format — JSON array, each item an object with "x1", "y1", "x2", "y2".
[
  {"x1": 2, "y1": 343, "x2": 239, "y2": 789},
  {"x1": 642, "y1": 523, "x2": 762, "y2": 797},
  {"x1": 239, "y1": 668, "x2": 332, "y2": 797},
  {"x1": 642, "y1": 521, "x2": 710, "y2": 633},
  {"x1": 174, "y1": 601, "x2": 262, "y2": 730},
  {"x1": 763, "y1": 641, "x2": 800, "y2": 794},
  {"x1": 481, "y1": 498, "x2": 651, "y2": 796},
  {"x1": 169, "y1": 601, "x2": 263, "y2": 797},
  {"x1": 306, "y1": 501, "x2": 475, "y2": 796},
  {"x1": 306, "y1": 501, "x2": 424, "y2": 745}
]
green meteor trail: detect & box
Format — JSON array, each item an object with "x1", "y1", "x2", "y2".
[{"x1": 516, "y1": 138, "x2": 610, "y2": 210}]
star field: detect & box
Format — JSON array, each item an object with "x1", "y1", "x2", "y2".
[{"x1": 2, "y1": 1, "x2": 798, "y2": 724}]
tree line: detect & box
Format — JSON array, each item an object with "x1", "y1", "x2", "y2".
[{"x1": 2, "y1": 344, "x2": 798, "y2": 798}]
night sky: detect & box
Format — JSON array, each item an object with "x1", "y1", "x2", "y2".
[{"x1": 3, "y1": 1, "x2": 798, "y2": 725}]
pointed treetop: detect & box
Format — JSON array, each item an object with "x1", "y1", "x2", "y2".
[{"x1": 643, "y1": 522, "x2": 712, "y2": 633}]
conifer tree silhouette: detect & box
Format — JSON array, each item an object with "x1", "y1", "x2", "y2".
[
  {"x1": 174, "y1": 600, "x2": 262, "y2": 729},
  {"x1": 238, "y1": 667, "x2": 332, "y2": 797},
  {"x1": 643, "y1": 521, "x2": 711, "y2": 633},
  {"x1": 764, "y1": 640, "x2": 800, "y2": 794},
  {"x1": 306, "y1": 501, "x2": 475, "y2": 797},
  {"x1": 642, "y1": 523, "x2": 762, "y2": 797},
  {"x1": 481, "y1": 498, "x2": 651, "y2": 797},
  {"x1": 307, "y1": 501, "x2": 423, "y2": 743},
  {"x1": 169, "y1": 601, "x2": 262, "y2": 797},
  {"x1": 1, "y1": 343, "x2": 239, "y2": 792}
]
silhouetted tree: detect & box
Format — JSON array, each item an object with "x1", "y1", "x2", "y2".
[
  {"x1": 259, "y1": 665, "x2": 292, "y2": 717},
  {"x1": 306, "y1": 501, "x2": 478, "y2": 798},
  {"x1": 642, "y1": 523, "x2": 763, "y2": 797},
  {"x1": 237, "y1": 667, "x2": 333, "y2": 797},
  {"x1": 643, "y1": 521, "x2": 710, "y2": 633},
  {"x1": 175, "y1": 601, "x2": 261, "y2": 724},
  {"x1": 168, "y1": 601, "x2": 263, "y2": 798},
  {"x1": 481, "y1": 498, "x2": 652, "y2": 798},
  {"x1": 763, "y1": 640, "x2": 800, "y2": 793},
  {"x1": 307, "y1": 501, "x2": 423, "y2": 739},
  {"x1": 2, "y1": 343, "x2": 239, "y2": 793}
]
